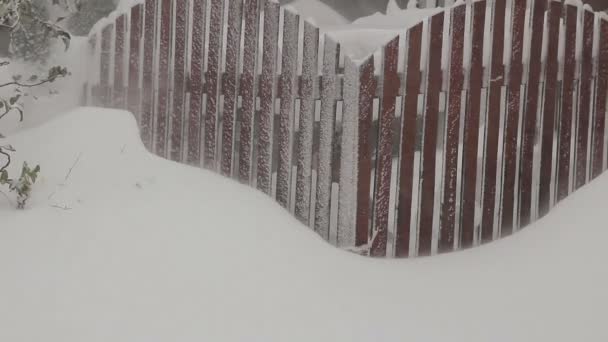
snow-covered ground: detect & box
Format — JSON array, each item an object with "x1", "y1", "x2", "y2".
[{"x1": 0, "y1": 107, "x2": 606, "y2": 342}]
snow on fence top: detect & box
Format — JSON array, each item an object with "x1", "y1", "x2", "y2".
[{"x1": 84, "y1": 0, "x2": 608, "y2": 258}]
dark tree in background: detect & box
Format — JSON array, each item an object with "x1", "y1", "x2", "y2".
[{"x1": 67, "y1": 0, "x2": 114, "y2": 36}]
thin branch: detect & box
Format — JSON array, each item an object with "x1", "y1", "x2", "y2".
[
  {"x1": 0, "y1": 77, "x2": 58, "y2": 89},
  {"x1": 64, "y1": 152, "x2": 82, "y2": 182},
  {"x1": 0, "y1": 148, "x2": 10, "y2": 172}
]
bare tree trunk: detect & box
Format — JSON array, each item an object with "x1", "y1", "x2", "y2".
[{"x1": 0, "y1": 26, "x2": 11, "y2": 58}]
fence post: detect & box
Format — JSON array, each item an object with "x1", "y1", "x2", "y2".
[{"x1": 127, "y1": 4, "x2": 144, "y2": 124}]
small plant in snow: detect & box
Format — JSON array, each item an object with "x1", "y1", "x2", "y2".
[{"x1": 0, "y1": 145, "x2": 40, "y2": 209}]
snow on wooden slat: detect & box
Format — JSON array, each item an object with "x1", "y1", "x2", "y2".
[
  {"x1": 480, "y1": 0, "x2": 506, "y2": 243},
  {"x1": 591, "y1": 18, "x2": 608, "y2": 180},
  {"x1": 519, "y1": 0, "x2": 546, "y2": 227},
  {"x1": 557, "y1": 4, "x2": 578, "y2": 203},
  {"x1": 295, "y1": 21, "x2": 319, "y2": 225},
  {"x1": 501, "y1": 0, "x2": 526, "y2": 236},
  {"x1": 155, "y1": 0, "x2": 173, "y2": 158},
  {"x1": 439, "y1": 3, "x2": 465, "y2": 253},
  {"x1": 276, "y1": 10, "x2": 300, "y2": 208},
  {"x1": 127, "y1": 4, "x2": 144, "y2": 123},
  {"x1": 238, "y1": 0, "x2": 260, "y2": 184},
  {"x1": 256, "y1": 0, "x2": 280, "y2": 194},
  {"x1": 220, "y1": 0, "x2": 244, "y2": 176},
  {"x1": 538, "y1": 1, "x2": 562, "y2": 218},
  {"x1": 112, "y1": 15, "x2": 127, "y2": 109},
  {"x1": 575, "y1": 9, "x2": 595, "y2": 190},
  {"x1": 460, "y1": 0, "x2": 486, "y2": 249},
  {"x1": 169, "y1": 0, "x2": 189, "y2": 162},
  {"x1": 141, "y1": 0, "x2": 157, "y2": 151},
  {"x1": 187, "y1": 0, "x2": 207, "y2": 166},
  {"x1": 370, "y1": 37, "x2": 399, "y2": 257},
  {"x1": 355, "y1": 57, "x2": 376, "y2": 249},
  {"x1": 418, "y1": 12, "x2": 444, "y2": 256},
  {"x1": 99, "y1": 24, "x2": 113, "y2": 107},
  {"x1": 315, "y1": 37, "x2": 340, "y2": 240},
  {"x1": 395, "y1": 22, "x2": 422, "y2": 258},
  {"x1": 204, "y1": 0, "x2": 225, "y2": 169}
]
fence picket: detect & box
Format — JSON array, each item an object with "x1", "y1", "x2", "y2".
[
  {"x1": 315, "y1": 37, "x2": 340, "y2": 240},
  {"x1": 538, "y1": 2, "x2": 561, "y2": 218},
  {"x1": 439, "y1": 4, "x2": 465, "y2": 253},
  {"x1": 257, "y1": 0, "x2": 280, "y2": 194},
  {"x1": 591, "y1": 18, "x2": 608, "y2": 179},
  {"x1": 295, "y1": 21, "x2": 319, "y2": 225},
  {"x1": 204, "y1": 0, "x2": 225, "y2": 168},
  {"x1": 501, "y1": 0, "x2": 526, "y2": 236},
  {"x1": 238, "y1": 0, "x2": 260, "y2": 183},
  {"x1": 460, "y1": 0, "x2": 486, "y2": 249},
  {"x1": 481, "y1": 0, "x2": 506, "y2": 243},
  {"x1": 575, "y1": 9, "x2": 595, "y2": 189},
  {"x1": 277, "y1": 10, "x2": 300, "y2": 208},
  {"x1": 127, "y1": 4, "x2": 143, "y2": 122},
  {"x1": 519, "y1": 0, "x2": 545, "y2": 227},
  {"x1": 187, "y1": 0, "x2": 207, "y2": 166},
  {"x1": 99, "y1": 24, "x2": 113, "y2": 107},
  {"x1": 155, "y1": 0, "x2": 173, "y2": 157},
  {"x1": 220, "y1": 0, "x2": 244, "y2": 176},
  {"x1": 418, "y1": 12, "x2": 444, "y2": 256},
  {"x1": 370, "y1": 37, "x2": 399, "y2": 257},
  {"x1": 168, "y1": 0, "x2": 189, "y2": 162},
  {"x1": 141, "y1": 0, "x2": 157, "y2": 151},
  {"x1": 112, "y1": 15, "x2": 126, "y2": 109},
  {"x1": 395, "y1": 22, "x2": 422, "y2": 258},
  {"x1": 557, "y1": 4, "x2": 579, "y2": 202}
]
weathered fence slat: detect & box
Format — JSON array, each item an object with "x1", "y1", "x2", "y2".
[
  {"x1": 99, "y1": 24, "x2": 113, "y2": 107},
  {"x1": 481, "y1": 0, "x2": 506, "y2": 243},
  {"x1": 140, "y1": 0, "x2": 157, "y2": 151},
  {"x1": 257, "y1": 0, "x2": 280, "y2": 194},
  {"x1": 187, "y1": 0, "x2": 207, "y2": 166},
  {"x1": 575, "y1": 9, "x2": 595, "y2": 189},
  {"x1": 220, "y1": 0, "x2": 244, "y2": 176},
  {"x1": 439, "y1": 4, "x2": 465, "y2": 253},
  {"x1": 169, "y1": 0, "x2": 189, "y2": 162},
  {"x1": 538, "y1": 1, "x2": 561, "y2": 218},
  {"x1": 112, "y1": 15, "x2": 127, "y2": 109},
  {"x1": 395, "y1": 22, "x2": 422, "y2": 257},
  {"x1": 501, "y1": 0, "x2": 526, "y2": 236},
  {"x1": 276, "y1": 10, "x2": 300, "y2": 208},
  {"x1": 315, "y1": 37, "x2": 340, "y2": 240},
  {"x1": 238, "y1": 0, "x2": 260, "y2": 183},
  {"x1": 418, "y1": 12, "x2": 444, "y2": 256},
  {"x1": 155, "y1": 0, "x2": 173, "y2": 157},
  {"x1": 127, "y1": 4, "x2": 143, "y2": 122},
  {"x1": 591, "y1": 18, "x2": 608, "y2": 180},
  {"x1": 370, "y1": 37, "x2": 399, "y2": 257},
  {"x1": 204, "y1": 0, "x2": 225, "y2": 169},
  {"x1": 295, "y1": 21, "x2": 319, "y2": 224},
  {"x1": 519, "y1": 0, "x2": 545, "y2": 227},
  {"x1": 557, "y1": 4, "x2": 578, "y2": 202},
  {"x1": 460, "y1": 0, "x2": 486, "y2": 249}
]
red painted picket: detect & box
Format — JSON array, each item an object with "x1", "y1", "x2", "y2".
[
  {"x1": 87, "y1": 0, "x2": 608, "y2": 258},
  {"x1": 481, "y1": 0, "x2": 506, "y2": 243},
  {"x1": 460, "y1": 0, "x2": 486, "y2": 249},
  {"x1": 418, "y1": 12, "x2": 443, "y2": 256},
  {"x1": 439, "y1": 3, "x2": 464, "y2": 253},
  {"x1": 557, "y1": 3, "x2": 578, "y2": 203},
  {"x1": 395, "y1": 22, "x2": 422, "y2": 258}
]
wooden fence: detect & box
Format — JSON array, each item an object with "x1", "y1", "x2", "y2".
[{"x1": 85, "y1": 0, "x2": 608, "y2": 258}]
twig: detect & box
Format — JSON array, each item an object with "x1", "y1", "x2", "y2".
[
  {"x1": 0, "y1": 148, "x2": 10, "y2": 173},
  {"x1": 64, "y1": 152, "x2": 82, "y2": 182},
  {"x1": 0, "y1": 78, "x2": 58, "y2": 89},
  {"x1": 50, "y1": 204, "x2": 72, "y2": 211}
]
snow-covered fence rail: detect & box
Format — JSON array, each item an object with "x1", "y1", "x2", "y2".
[{"x1": 84, "y1": 0, "x2": 608, "y2": 258}]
